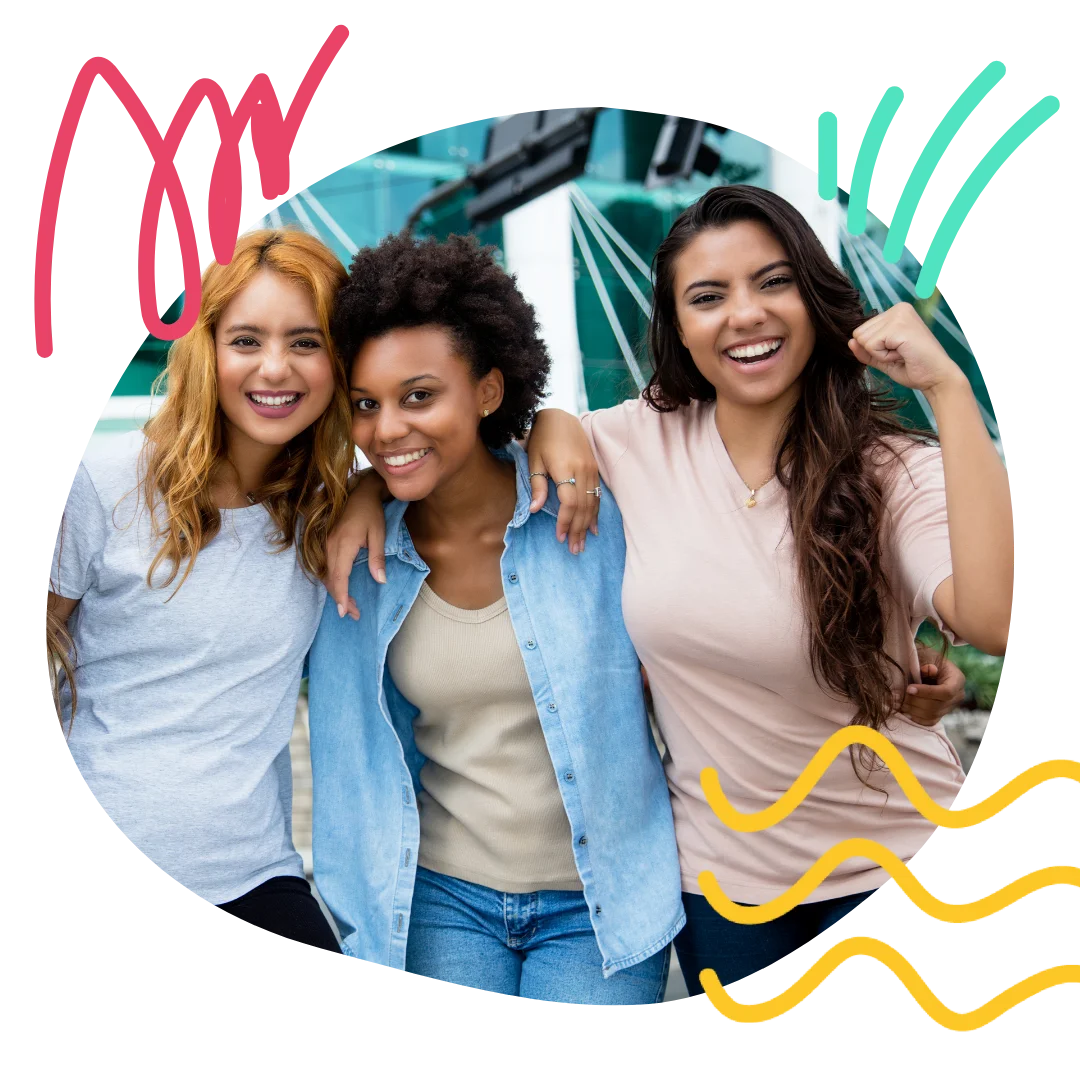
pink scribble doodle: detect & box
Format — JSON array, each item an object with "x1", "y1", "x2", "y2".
[{"x1": 35, "y1": 25, "x2": 349, "y2": 357}]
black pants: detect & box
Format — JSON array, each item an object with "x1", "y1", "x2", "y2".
[
  {"x1": 673, "y1": 885, "x2": 876, "y2": 993},
  {"x1": 218, "y1": 875, "x2": 341, "y2": 953}
]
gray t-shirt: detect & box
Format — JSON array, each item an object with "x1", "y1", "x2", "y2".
[{"x1": 51, "y1": 433, "x2": 322, "y2": 904}]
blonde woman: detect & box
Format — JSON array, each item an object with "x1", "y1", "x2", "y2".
[{"x1": 47, "y1": 229, "x2": 352, "y2": 950}]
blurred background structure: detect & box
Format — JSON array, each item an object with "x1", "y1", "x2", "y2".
[
  {"x1": 98, "y1": 112, "x2": 1004, "y2": 996},
  {"x1": 101, "y1": 109, "x2": 1000, "y2": 448}
]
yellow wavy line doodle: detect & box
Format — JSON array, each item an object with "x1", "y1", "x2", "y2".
[
  {"x1": 700, "y1": 937, "x2": 1080, "y2": 1030},
  {"x1": 701, "y1": 725, "x2": 1080, "y2": 832},
  {"x1": 698, "y1": 838, "x2": 1080, "y2": 923}
]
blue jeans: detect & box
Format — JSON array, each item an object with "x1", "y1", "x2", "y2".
[
  {"x1": 674, "y1": 889, "x2": 874, "y2": 995},
  {"x1": 405, "y1": 867, "x2": 671, "y2": 1004}
]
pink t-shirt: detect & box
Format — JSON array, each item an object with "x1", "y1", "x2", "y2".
[{"x1": 581, "y1": 397, "x2": 966, "y2": 903}]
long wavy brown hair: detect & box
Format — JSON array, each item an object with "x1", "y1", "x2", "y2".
[
  {"x1": 48, "y1": 228, "x2": 352, "y2": 729},
  {"x1": 645, "y1": 185, "x2": 934, "y2": 777}
]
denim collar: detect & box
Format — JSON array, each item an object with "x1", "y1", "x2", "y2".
[{"x1": 382, "y1": 441, "x2": 558, "y2": 569}]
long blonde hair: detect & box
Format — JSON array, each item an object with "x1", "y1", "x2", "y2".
[
  {"x1": 141, "y1": 228, "x2": 352, "y2": 592},
  {"x1": 48, "y1": 229, "x2": 352, "y2": 730}
]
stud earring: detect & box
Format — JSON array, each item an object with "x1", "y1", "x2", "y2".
[{"x1": 482, "y1": 409, "x2": 490, "y2": 417}]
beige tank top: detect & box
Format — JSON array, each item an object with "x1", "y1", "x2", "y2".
[{"x1": 386, "y1": 582, "x2": 582, "y2": 893}]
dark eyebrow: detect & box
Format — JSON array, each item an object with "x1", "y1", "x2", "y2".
[
  {"x1": 682, "y1": 260, "x2": 793, "y2": 296},
  {"x1": 349, "y1": 374, "x2": 445, "y2": 393},
  {"x1": 222, "y1": 324, "x2": 324, "y2": 336}
]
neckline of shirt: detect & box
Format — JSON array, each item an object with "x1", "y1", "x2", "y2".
[
  {"x1": 217, "y1": 501, "x2": 273, "y2": 528},
  {"x1": 418, "y1": 581, "x2": 509, "y2": 623},
  {"x1": 704, "y1": 401, "x2": 784, "y2": 514}
]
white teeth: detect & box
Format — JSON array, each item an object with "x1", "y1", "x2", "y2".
[
  {"x1": 250, "y1": 392, "x2": 300, "y2": 406},
  {"x1": 726, "y1": 339, "x2": 782, "y2": 360},
  {"x1": 384, "y1": 449, "x2": 431, "y2": 467}
]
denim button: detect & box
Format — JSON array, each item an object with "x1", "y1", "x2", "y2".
[
  {"x1": 564, "y1": 771, "x2": 574, "y2": 782},
  {"x1": 595, "y1": 906, "x2": 602, "y2": 916},
  {"x1": 508, "y1": 573, "x2": 519, "y2": 583},
  {"x1": 578, "y1": 835, "x2": 588, "y2": 846},
  {"x1": 547, "y1": 703, "x2": 557, "y2": 713},
  {"x1": 525, "y1": 639, "x2": 536, "y2": 650}
]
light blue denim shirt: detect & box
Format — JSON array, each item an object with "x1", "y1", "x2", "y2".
[{"x1": 307, "y1": 441, "x2": 685, "y2": 976}]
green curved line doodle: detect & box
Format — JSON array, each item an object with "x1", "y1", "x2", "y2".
[
  {"x1": 916, "y1": 95, "x2": 1060, "y2": 297},
  {"x1": 818, "y1": 112, "x2": 838, "y2": 200},
  {"x1": 847, "y1": 86, "x2": 904, "y2": 236},
  {"x1": 882, "y1": 62, "x2": 1007, "y2": 263}
]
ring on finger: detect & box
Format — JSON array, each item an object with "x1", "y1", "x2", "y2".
[
  {"x1": 555, "y1": 477, "x2": 576, "y2": 488},
  {"x1": 528, "y1": 471, "x2": 548, "y2": 480},
  {"x1": 585, "y1": 486, "x2": 601, "y2": 499}
]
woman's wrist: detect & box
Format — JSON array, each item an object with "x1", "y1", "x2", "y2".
[
  {"x1": 347, "y1": 466, "x2": 390, "y2": 502},
  {"x1": 529, "y1": 408, "x2": 574, "y2": 437},
  {"x1": 923, "y1": 369, "x2": 973, "y2": 411}
]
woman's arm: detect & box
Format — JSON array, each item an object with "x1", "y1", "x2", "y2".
[
  {"x1": 850, "y1": 303, "x2": 1012, "y2": 655},
  {"x1": 526, "y1": 409, "x2": 602, "y2": 553},
  {"x1": 323, "y1": 469, "x2": 390, "y2": 620},
  {"x1": 48, "y1": 591, "x2": 79, "y2": 624},
  {"x1": 923, "y1": 380, "x2": 1012, "y2": 654}
]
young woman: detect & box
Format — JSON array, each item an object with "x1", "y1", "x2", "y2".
[
  {"x1": 47, "y1": 228, "x2": 353, "y2": 952},
  {"x1": 324, "y1": 187, "x2": 1000, "y2": 994},
  {"x1": 525, "y1": 186, "x2": 1011, "y2": 993},
  {"x1": 305, "y1": 232, "x2": 684, "y2": 1004}
]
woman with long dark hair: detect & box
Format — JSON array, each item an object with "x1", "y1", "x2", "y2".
[
  {"x1": 525, "y1": 185, "x2": 1010, "y2": 991},
  {"x1": 324, "y1": 185, "x2": 1006, "y2": 994}
]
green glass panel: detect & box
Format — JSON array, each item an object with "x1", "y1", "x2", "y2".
[
  {"x1": 417, "y1": 118, "x2": 494, "y2": 165},
  {"x1": 571, "y1": 126, "x2": 771, "y2": 410},
  {"x1": 118, "y1": 294, "x2": 184, "y2": 395},
  {"x1": 837, "y1": 200, "x2": 995, "y2": 433}
]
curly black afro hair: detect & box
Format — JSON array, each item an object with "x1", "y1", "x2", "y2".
[{"x1": 331, "y1": 232, "x2": 552, "y2": 449}]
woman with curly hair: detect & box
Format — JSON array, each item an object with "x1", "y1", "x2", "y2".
[
  {"x1": 47, "y1": 229, "x2": 353, "y2": 951},
  {"x1": 306, "y1": 232, "x2": 684, "y2": 1003},
  {"x1": 325, "y1": 188, "x2": 1004, "y2": 995}
]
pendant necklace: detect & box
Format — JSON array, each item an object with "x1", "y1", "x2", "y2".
[{"x1": 742, "y1": 474, "x2": 774, "y2": 509}]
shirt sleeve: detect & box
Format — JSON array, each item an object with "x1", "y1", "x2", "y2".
[
  {"x1": 50, "y1": 462, "x2": 108, "y2": 600},
  {"x1": 580, "y1": 400, "x2": 635, "y2": 487},
  {"x1": 883, "y1": 442, "x2": 959, "y2": 640}
]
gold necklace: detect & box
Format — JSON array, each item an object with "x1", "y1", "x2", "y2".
[{"x1": 742, "y1": 474, "x2": 774, "y2": 509}]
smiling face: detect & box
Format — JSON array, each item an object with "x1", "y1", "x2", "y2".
[
  {"x1": 672, "y1": 220, "x2": 816, "y2": 411},
  {"x1": 349, "y1": 325, "x2": 503, "y2": 502},
  {"x1": 214, "y1": 268, "x2": 336, "y2": 455}
]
